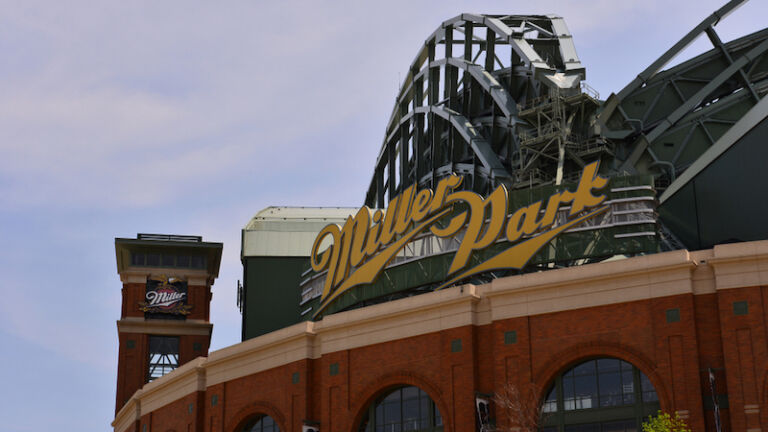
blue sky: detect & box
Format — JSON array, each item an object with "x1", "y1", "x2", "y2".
[{"x1": 0, "y1": 1, "x2": 765, "y2": 430}]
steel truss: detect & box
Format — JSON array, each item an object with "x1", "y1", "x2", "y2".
[
  {"x1": 366, "y1": 1, "x2": 767, "y2": 206},
  {"x1": 364, "y1": 14, "x2": 599, "y2": 208},
  {"x1": 599, "y1": 0, "x2": 768, "y2": 188}
]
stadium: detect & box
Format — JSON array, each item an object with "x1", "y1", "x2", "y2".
[{"x1": 113, "y1": 2, "x2": 768, "y2": 431}]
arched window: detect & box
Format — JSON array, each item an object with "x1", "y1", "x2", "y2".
[
  {"x1": 540, "y1": 358, "x2": 660, "y2": 432},
  {"x1": 358, "y1": 386, "x2": 443, "y2": 432},
  {"x1": 241, "y1": 415, "x2": 280, "y2": 432}
]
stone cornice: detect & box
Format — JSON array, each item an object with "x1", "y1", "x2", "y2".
[
  {"x1": 117, "y1": 317, "x2": 213, "y2": 336},
  {"x1": 119, "y1": 268, "x2": 212, "y2": 286},
  {"x1": 112, "y1": 390, "x2": 141, "y2": 432},
  {"x1": 708, "y1": 240, "x2": 768, "y2": 290}
]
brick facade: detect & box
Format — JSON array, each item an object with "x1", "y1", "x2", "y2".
[
  {"x1": 114, "y1": 241, "x2": 768, "y2": 432},
  {"x1": 115, "y1": 281, "x2": 213, "y2": 411}
]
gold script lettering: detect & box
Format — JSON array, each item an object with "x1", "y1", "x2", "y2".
[{"x1": 310, "y1": 162, "x2": 610, "y2": 318}]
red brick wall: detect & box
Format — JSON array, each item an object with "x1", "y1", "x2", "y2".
[
  {"x1": 116, "y1": 332, "x2": 147, "y2": 411},
  {"x1": 127, "y1": 286, "x2": 768, "y2": 432},
  {"x1": 116, "y1": 280, "x2": 212, "y2": 415}
]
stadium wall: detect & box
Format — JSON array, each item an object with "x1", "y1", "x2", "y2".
[{"x1": 113, "y1": 240, "x2": 768, "y2": 432}]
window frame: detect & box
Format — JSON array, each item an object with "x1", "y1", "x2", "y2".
[
  {"x1": 358, "y1": 385, "x2": 444, "y2": 432},
  {"x1": 241, "y1": 415, "x2": 280, "y2": 432},
  {"x1": 540, "y1": 357, "x2": 661, "y2": 431},
  {"x1": 146, "y1": 335, "x2": 180, "y2": 382}
]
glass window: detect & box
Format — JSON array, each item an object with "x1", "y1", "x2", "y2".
[
  {"x1": 191, "y1": 255, "x2": 206, "y2": 269},
  {"x1": 359, "y1": 386, "x2": 443, "y2": 432},
  {"x1": 640, "y1": 373, "x2": 658, "y2": 402},
  {"x1": 131, "y1": 253, "x2": 145, "y2": 266},
  {"x1": 177, "y1": 255, "x2": 191, "y2": 267},
  {"x1": 540, "y1": 358, "x2": 659, "y2": 431},
  {"x1": 146, "y1": 253, "x2": 161, "y2": 266},
  {"x1": 542, "y1": 387, "x2": 557, "y2": 413},
  {"x1": 162, "y1": 254, "x2": 175, "y2": 267},
  {"x1": 242, "y1": 415, "x2": 280, "y2": 432},
  {"x1": 147, "y1": 336, "x2": 179, "y2": 381}
]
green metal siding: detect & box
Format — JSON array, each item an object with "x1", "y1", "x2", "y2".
[
  {"x1": 659, "y1": 117, "x2": 768, "y2": 249},
  {"x1": 242, "y1": 256, "x2": 309, "y2": 340}
]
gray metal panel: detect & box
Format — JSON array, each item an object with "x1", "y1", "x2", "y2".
[{"x1": 661, "y1": 95, "x2": 768, "y2": 203}]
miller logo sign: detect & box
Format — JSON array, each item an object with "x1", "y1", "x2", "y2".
[
  {"x1": 140, "y1": 276, "x2": 192, "y2": 315},
  {"x1": 310, "y1": 161, "x2": 610, "y2": 318}
]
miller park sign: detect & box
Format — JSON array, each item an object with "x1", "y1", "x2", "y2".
[{"x1": 310, "y1": 161, "x2": 612, "y2": 318}]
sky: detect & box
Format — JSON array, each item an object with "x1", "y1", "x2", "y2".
[{"x1": 0, "y1": 1, "x2": 766, "y2": 430}]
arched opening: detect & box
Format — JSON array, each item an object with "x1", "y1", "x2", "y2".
[
  {"x1": 241, "y1": 414, "x2": 280, "y2": 432},
  {"x1": 539, "y1": 358, "x2": 660, "y2": 431},
  {"x1": 358, "y1": 385, "x2": 443, "y2": 432}
]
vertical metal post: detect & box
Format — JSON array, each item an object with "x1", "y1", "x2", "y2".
[{"x1": 708, "y1": 368, "x2": 723, "y2": 432}]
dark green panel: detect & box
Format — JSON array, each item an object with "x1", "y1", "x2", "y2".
[
  {"x1": 660, "y1": 116, "x2": 768, "y2": 250},
  {"x1": 242, "y1": 256, "x2": 308, "y2": 340},
  {"x1": 658, "y1": 182, "x2": 701, "y2": 250},
  {"x1": 694, "y1": 118, "x2": 768, "y2": 247}
]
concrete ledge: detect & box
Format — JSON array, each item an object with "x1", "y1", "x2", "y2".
[
  {"x1": 117, "y1": 317, "x2": 213, "y2": 336},
  {"x1": 710, "y1": 240, "x2": 768, "y2": 290},
  {"x1": 112, "y1": 393, "x2": 141, "y2": 432},
  {"x1": 487, "y1": 249, "x2": 695, "y2": 319},
  {"x1": 140, "y1": 357, "x2": 207, "y2": 414},
  {"x1": 206, "y1": 320, "x2": 316, "y2": 386}
]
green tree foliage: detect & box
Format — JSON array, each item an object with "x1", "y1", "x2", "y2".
[{"x1": 642, "y1": 411, "x2": 692, "y2": 432}]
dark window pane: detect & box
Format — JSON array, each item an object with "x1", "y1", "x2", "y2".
[
  {"x1": 177, "y1": 255, "x2": 191, "y2": 267},
  {"x1": 241, "y1": 416, "x2": 280, "y2": 432},
  {"x1": 365, "y1": 386, "x2": 440, "y2": 431},
  {"x1": 191, "y1": 256, "x2": 205, "y2": 269},
  {"x1": 384, "y1": 389, "x2": 400, "y2": 402},
  {"x1": 599, "y1": 371, "x2": 621, "y2": 407},
  {"x1": 640, "y1": 372, "x2": 654, "y2": 392},
  {"x1": 574, "y1": 360, "x2": 596, "y2": 376},
  {"x1": 643, "y1": 391, "x2": 658, "y2": 402},
  {"x1": 148, "y1": 336, "x2": 179, "y2": 381},
  {"x1": 403, "y1": 397, "x2": 418, "y2": 422},
  {"x1": 131, "y1": 253, "x2": 145, "y2": 266},
  {"x1": 402, "y1": 386, "x2": 418, "y2": 400},
  {"x1": 602, "y1": 419, "x2": 636, "y2": 432},
  {"x1": 564, "y1": 375, "x2": 576, "y2": 410},
  {"x1": 574, "y1": 375, "x2": 597, "y2": 409},
  {"x1": 622, "y1": 370, "x2": 634, "y2": 395},
  {"x1": 565, "y1": 423, "x2": 599, "y2": 432},
  {"x1": 146, "y1": 254, "x2": 160, "y2": 266},
  {"x1": 597, "y1": 358, "x2": 620, "y2": 373},
  {"x1": 384, "y1": 401, "x2": 400, "y2": 423},
  {"x1": 543, "y1": 385, "x2": 557, "y2": 413},
  {"x1": 162, "y1": 254, "x2": 175, "y2": 267},
  {"x1": 640, "y1": 372, "x2": 658, "y2": 402},
  {"x1": 543, "y1": 358, "x2": 658, "y2": 430}
]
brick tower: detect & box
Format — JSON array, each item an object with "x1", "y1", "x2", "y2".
[{"x1": 114, "y1": 234, "x2": 222, "y2": 413}]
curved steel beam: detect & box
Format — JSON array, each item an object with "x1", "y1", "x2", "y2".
[
  {"x1": 617, "y1": 0, "x2": 748, "y2": 101},
  {"x1": 621, "y1": 37, "x2": 768, "y2": 171}
]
